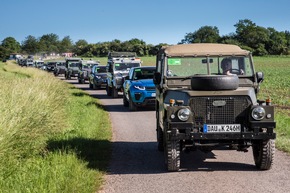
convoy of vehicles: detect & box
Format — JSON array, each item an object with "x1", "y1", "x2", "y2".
[
  {"x1": 123, "y1": 66, "x2": 156, "y2": 110},
  {"x1": 11, "y1": 45, "x2": 277, "y2": 172}
]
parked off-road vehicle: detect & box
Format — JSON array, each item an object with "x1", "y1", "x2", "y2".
[
  {"x1": 64, "y1": 58, "x2": 82, "y2": 79},
  {"x1": 153, "y1": 43, "x2": 276, "y2": 172},
  {"x1": 106, "y1": 52, "x2": 142, "y2": 98}
]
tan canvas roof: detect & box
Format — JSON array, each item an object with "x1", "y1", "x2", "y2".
[{"x1": 163, "y1": 43, "x2": 250, "y2": 57}]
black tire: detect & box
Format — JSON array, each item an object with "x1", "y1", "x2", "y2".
[
  {"x1": 129, "y1": 94, "x2": 137, "y2": 111},
  {"x1": 191, "y1": 75, "x2": 239, "y2": 91},
  {"x1": 106, "y1": 85, "x2": 112, "y2": 96},
  {"x1": 252, "y1": 139, "x2": 275, "y2": 170},
  {"x1": 92, "y1": 83, "x2": 97, "y2": 90},
  {"x1": 165, "y1": 134, "x2": 180, "y2": 172},
  {"x1": 112, "y1": 87, "x2": 118, "y2": 98},
  {"x1": 156, "y1": 111, "x2": 164, "y2": 151},
  {"x1": 123, "y1": 93, "x2": 129, "y2": 107},
  {"x1": 157, "y1": 127, "x2": 164, "y2": 151}
]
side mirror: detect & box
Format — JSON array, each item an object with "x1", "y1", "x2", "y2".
[
  {"x1": 153, "y1": 72, "x2": 161, "y2": 85},
  {"x1": 124, "y1": 75, "x2": 129, "y2": 80},
  {"x1": 256, "y1": 72, "x2": 264, "y2": 84}
]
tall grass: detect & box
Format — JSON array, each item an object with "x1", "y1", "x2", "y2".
[{"x1": 0, "y1": 61, "x2": 111, "y2": 192}]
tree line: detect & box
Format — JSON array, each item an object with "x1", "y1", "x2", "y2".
[{"x1": 1, "y1": 19, "x2": 290, "y2": 60}]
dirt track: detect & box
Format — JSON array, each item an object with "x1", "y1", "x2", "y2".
[{"x1": 69, "y1": 79, "x2": 290, "y2": 193}]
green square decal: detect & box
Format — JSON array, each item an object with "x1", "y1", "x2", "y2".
[{"x1": 168, "y1": 58, "x2": 181, "y2": 65}]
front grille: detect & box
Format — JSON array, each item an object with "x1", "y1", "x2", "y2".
[
  {"x1": 145, "y1": 86, "x2": 155, "y2": 91},
  {"x1": 189, "y1": 96, "x2": 252, "y2": 126}
]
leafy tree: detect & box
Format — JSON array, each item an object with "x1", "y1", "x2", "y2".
[
  {"x1": 266, "y1": 28, "x2": 288, "y2": 55},
  {"x1": 98, "y1": 42, "x2": 110, "y2": 57},
  {"x1": 109, "y1": 39, "x2": 122, "y2": 52},
  {"x1": 148, "y1": 43, "x2": 169, "y2": 55},
  {"x1": 219, "y1": 33, "x2": 239, "y2": 45},
  {"x1": 73, "y1": 39, "x2": 89, "y2": 56},
  {"x1": 234, "y1": 19, "x2": 256, "y2": 43},
  {"x1": 284, "y1": 30, "x2": 290, "y2": 53},
  {"x1": 1, "y1": 37, "x2": 21, "y2": 53},
  {"x1": 180, "y1": 26, "x2": 220, "y2": 44},
  {"x1": 21, "y1": 35, "x2": 39, "y2": 54},
  {"x1": 0, "y1": 45, "x2": 9, "y2": 60},
  {"x1": 39, "y1": 33, "x2": 60, "y2": 54},
  {"x1": 59, "y1": 36, "x2": 73, "y2": 53},
  {"x1": 234, "y1": 19, "x2": 270, "y2": 55}
]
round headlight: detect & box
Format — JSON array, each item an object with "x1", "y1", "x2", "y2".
[
  {"x1": 251, "y1": 106, "x2": 266, "y2": 120},
  {"x1": 177, "y1": 108, "x2": 191, "y2": 121}
]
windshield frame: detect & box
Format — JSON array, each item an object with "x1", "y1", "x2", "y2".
[{"x1": 165, "y1": 55, "x2": 254, "y2": 77}]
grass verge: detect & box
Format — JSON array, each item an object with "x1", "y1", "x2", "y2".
[{"x1": 0, "y1": 61, "x2": 111, "y2": 193}]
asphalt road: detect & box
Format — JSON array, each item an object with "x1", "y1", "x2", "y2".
[{"x1": 65, "y1": 78, "x2": 290, "y2": 193}]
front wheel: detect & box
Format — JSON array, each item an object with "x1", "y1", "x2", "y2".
[
  {"x1": 157, "y1": 127, "x2": 164, "y2": 151},
  {"x1": 129, "y1": 93, "x2": 137, "y2": 111},
  {"x1": 252, "y1": 139, "x2": 275, "y2": 170},
  {"x1": 123, "y1": 92, "x2": 129, "y2": 107},
  {"x1": 106, "y1": 85, "x2": 112, "y2": 96},
  {"x1": 165, "y1": 135, "x2": 180, "y2": 172},
  {"x1": 112, "y1": 86, "x2": 118, "y2": 98}
]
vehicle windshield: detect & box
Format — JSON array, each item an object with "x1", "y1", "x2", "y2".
[
  {"x1": 167, "y1": 56, "x2": 254, "y2": 76},
  {"x1": 95, "y1": 67, "x2": 106, "y2": 73},
  {"x1": 56, "y1": 62, "x2": 65, "y2": 66},
  {"x1": 114, "y1": 63, "x2": 140, "y2": 71},
  {"x1": 133, "y1": 68, "x2": 156, "y2": 80},
  {"x1": 69, "y1": 62, "x2": 80, "y2": 67},
  {"x1": 82, "y1": 65, "x2": 90, "y2": 69}
]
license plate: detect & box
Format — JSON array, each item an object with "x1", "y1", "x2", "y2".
[
  {"x1": 151, "y1": 93, "x2": 156, "y2": 97},
  {"x1": 203, "y1": 124, "x2": 241, "y2": 133}
]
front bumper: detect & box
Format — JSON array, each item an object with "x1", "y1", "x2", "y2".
[
  {"x1": 131, "y1": 91, "x2": 156, "y2": 106},
  {"x1": 94, "y1": 78, "x2": 107, "y2": 87},
  {"x1": 167, "y1": 122, "x2": 276, "y2": 140}
]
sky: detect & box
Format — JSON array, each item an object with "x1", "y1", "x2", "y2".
[{"x1": 1, "y1": 0, "x2": 290, "y2": 45}]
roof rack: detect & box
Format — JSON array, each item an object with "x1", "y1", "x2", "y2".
[{"x1": 108, "y1": 52, "x2": 137, "y2": 59}]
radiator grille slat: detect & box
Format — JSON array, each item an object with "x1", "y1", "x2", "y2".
[{"x1": 190, "y1": 97, "x2": 251, "y2": 126}]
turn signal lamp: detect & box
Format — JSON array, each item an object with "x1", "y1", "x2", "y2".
[
  {"x1": 170, "y1": 99, "x2": 175, "y2": 106},
  {"x1": 266, "y1": 97, "x2": 271, "y2": 105}
]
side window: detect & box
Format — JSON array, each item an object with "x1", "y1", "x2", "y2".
[
  {"x1": 129, "y1": 68, "x2": 134, "y2": 80},
  {"x1": 92, "y1": 66, "x2": 96, "y2": 74}
]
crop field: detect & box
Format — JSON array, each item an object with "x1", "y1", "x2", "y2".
[{"x1": 253, "y1": 56, "x2": 290, "y2": 152}]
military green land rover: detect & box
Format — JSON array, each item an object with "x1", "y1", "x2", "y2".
[{"x1": 153, "y1": 43, "x2": 276, "y2": 171}]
